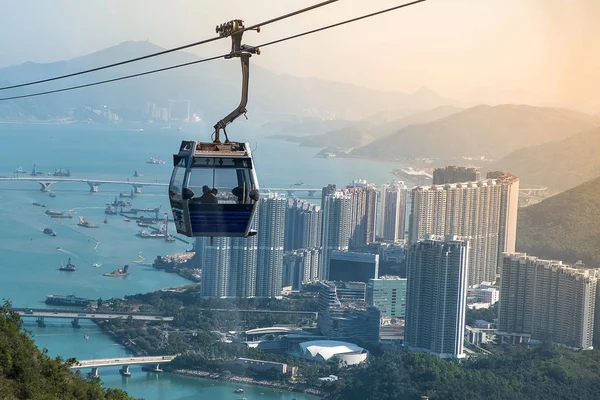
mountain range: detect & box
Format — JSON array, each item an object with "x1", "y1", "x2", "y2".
[
  {"x1": 517, "y1": 175, "x2": 600, "y2": 266},
  {"x1": 0, "y1": 41, "x2": 452, "y2": 123},
  {"x1": 489, "y1": 126, "x2": 600, "y2": 191},
  {"x1": 350, "y1": 104, "x2": 600, "y2": 161}
]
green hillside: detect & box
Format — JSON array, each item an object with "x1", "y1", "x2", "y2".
[
  {"x1": 0, "y1": 302, "x2": 133, "y2": 400},
  {"x1": 517, "y1": 175, "x2": 600, "y2": 265},
  {"x1": 489, "y1": 126, "x2": 600, "y2": 191}
]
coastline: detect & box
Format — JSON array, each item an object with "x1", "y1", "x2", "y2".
[{"x1": 172, "y1": 368, "x2": 326, "y2": 398}]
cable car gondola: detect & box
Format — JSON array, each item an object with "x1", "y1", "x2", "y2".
[{"x1": 169, "y1": 19, "x2": 261, "y2": 238}]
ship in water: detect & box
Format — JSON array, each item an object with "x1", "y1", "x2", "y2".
[
  {"x1": 59, "y1": 258, "x2": 76, "y2": 272},
  {"x1": 33, "y1": 202, "x2": 46, "y2": 208},
  {"x1": 133, "y1": 170, "x2": 144, "y2": 177},
  {"x1": 77, "y1": 216, "x2": 98, "y2": 228},
  {"x1": 45, "y1": 294, "x2": 90, "y2": 307},
  {"x1": 147, "y1": 157, "x2": 166, "y2": 165},
  {"x1": 104, "y1": 265, "x2": 129, "y2": 277},
  {"x1": 104, "y1": 205, "x2": 118, "y2": 215},
  {"x1": 43, "y1": 228, "x2": 57, "y2": 236},
  {"x1": 119, "y1": 190, "x2": 135, "y2": 198},
  {"x1": 45, "y1": 209, "x2": 65, "y2": 216},
  {"x1": 136, "y1": 213, "x2": 174, "y2": 242},
  {"x1": 14, "y1": 166, "x2": 27, "y2": 174},
  {"x1": 48, "y1": 192, "x2": 56, "y2": 198},
  {"x1": 53, "y1": 167, "x2": 71, "y2": 177},
  {"x1": 110, "y1": 197, "x2": 131, "y2": 207}
]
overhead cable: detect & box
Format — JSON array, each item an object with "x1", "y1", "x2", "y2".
[
  {"x1": 0, "y1": 0, "x2": 426, "y2": 102},
  {"x1": 0, "y1": 0, "x2": 339, "y2": 91}
]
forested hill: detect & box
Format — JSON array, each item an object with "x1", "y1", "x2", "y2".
[
  {"x1": 0, "y1": 302, "x2": 133, "y2": 400},
  {"x1": 516, "y1": 175, "x2": 600, "y2": 265},
  {"x1": 326, "y1": 344, "x2": 600, "y2": 400}
]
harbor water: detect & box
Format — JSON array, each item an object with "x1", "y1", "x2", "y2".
[{"x1": 0, "y1": 122, "x2": 402, "y2": 399}]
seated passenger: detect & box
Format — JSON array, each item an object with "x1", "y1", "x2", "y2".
[
  {"x1": 249, "y1": 189, "x2": 260, "y2": 202},
  {"x1": 211, "y1": 188, "x2": 218, "y2": 195},
  {"x1": 232, "y1": 186, "x2": 244, "y2": 203},
  {"x1": 198, "y1": 185, "x2": 218, "y2": 204}
]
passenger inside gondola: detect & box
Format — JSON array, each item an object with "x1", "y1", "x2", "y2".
[{"x1": 198, "y1": 185, "x2": 218, "y2": 204}]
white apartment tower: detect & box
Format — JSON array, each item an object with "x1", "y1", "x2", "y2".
[
  {"x1": 486, "y1": 171, "x2": 520, "y2": 267},
  {"x1": 256, "y1": 193, "x2": 286, "y2": 298},
  {"x1": 408, "y1": 179, "x2": 503, "y2": 286},
  {"x1": 380, "y1": 181, "x2": 407, "y2": 242},
  {"x1": 498, "y1": 253, "x2": 597, "y2": 350},
  {"x1": 320, "y1": 191, "x2": 353, "y2": 280},
  {"x1": 405, "y1": 236, "x2": 469, "y2": 359},
  {"x1": 346, "y1": 179, "x2": 378, "y2": 249}
]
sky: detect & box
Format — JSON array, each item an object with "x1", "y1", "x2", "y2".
[{"x1": 0, "y1": 0, "x2": 598, "y2": 112}]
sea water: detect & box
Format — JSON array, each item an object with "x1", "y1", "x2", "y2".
[{"x1": 0, "y1": 122, "x2": 402, "y2": 399}]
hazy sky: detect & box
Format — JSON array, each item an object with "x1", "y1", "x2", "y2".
[{"x1": 0, "y1": 0, "x2": 598, "y2": 111}]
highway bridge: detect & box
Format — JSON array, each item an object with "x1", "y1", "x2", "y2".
[
  {"x1": 0, "y1": 176, "x2": 167, "y2": 193},
  {"x1": 70, "y1": 356, "x2": 175, "y2": 377},
  {"x1": 12, "y1": 308, "x2": 173, "y2": 328},
  {"x1": 0, "y1": 176, "x2": 322, "y2": 196}
]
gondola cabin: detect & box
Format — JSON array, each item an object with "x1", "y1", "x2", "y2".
[{"x1": 169, "y1": 140, "x2": 260, "y2": 238}]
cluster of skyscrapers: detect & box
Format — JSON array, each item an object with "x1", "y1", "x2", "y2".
[{"x1": 196, "y1": 164, "x2": 600, "y2": 357}]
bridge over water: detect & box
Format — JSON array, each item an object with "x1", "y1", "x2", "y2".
[
  {"x1": 12, "y1": 308, "x2": 173, "y2": 328},
  {"x1": 70, "y1": 356, "x2": 175, "y2": 377},
  {"x1": 0, "y1": 176, "x2": 323, "y2": 196}
]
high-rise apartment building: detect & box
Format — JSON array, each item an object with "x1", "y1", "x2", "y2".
[
  {"x1": 284, "y1": 198, "x2": 322, "y2": 251},
  {"x1": 199, "y1": 219, "x2": 259, "y2": 298},
  {"x1": 408, "y1": 179, "x2": 503, "y2": 286},
  {"x1": 320, "y1": 191, "x2": 353, "y2": 280},
  {"x1": 486, "y1": 171, "x2": 519, "y2": 267},
  {"x1": 346, "y1": 180, "x2": 378, "y2": 249},
  {"x1": 433, "y1": 165, "x2": 481, "y2": 185},
  {"x1": 380, "y1": 181, "x2": 407, "y2": 242},
  {"x1": 282, "y1": 248, "x2": 320, "y2": 289},
  {"x1": 497, "y1": 253, "x2": 597, "y2": 350},
  {"x1": 200, "y1": 236, "x2": 233, "y2": 298},
  {"x1": 256, "y1": 194, "x2": 286, "y2": 298},
  {"x1": 366, "y1": 276, "x2": 407, "y2": 318},
  {"x1": 405, "y1": 236, "x2": 468, "y2": 359}
]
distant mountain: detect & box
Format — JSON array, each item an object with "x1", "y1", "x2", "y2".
[
  {"x1": 517, "y1": 175, "x2": 600, "y2": 265},
  {"x1": 488, "y1": 126, "x2": 600, "y2": 191},
  {"x1": 351, "y1": 104, "x2": 599, "y2": 161},
  {"x1": 0, "y1": 41, "x2": 454, "y2": 123},
  {"x1": 282, "y1": 105, "x2": 464, "y2": 149}
]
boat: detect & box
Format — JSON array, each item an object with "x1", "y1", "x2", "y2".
[
  {"x1": 147, "y1": 157, "x2": 166, "y2": 165},
  {"x1": 133, "y1": 170, "x2": 144, "y2": 177},
  {"x1": 104, "y1": 205, "x2": 118, "y2": 215},
  {"x1": 77, "y1": 216, "x2": 98, "y2": 228},
  {"x1": 48, "y1": 192, "x2": 56, "y2": 198},
  {"x1": 53, "y1": 167, "x2": 71, "y2": 177},
  {"x1": 14, "y1": 166, "x2": 26, "y2": 174},
  {"x1": 137, "y1": 221, "x2": 150, "y2": 228},
  {"x1": 119, "y1": 191, "x2": 135, "y2": 198},
  {"x1": 84, "y1": 335, "x2": 90, "y2": 340},
  {"x1": 50, "y1": 214, "x2": 73, "y2": 219},
  {"x1": 103, "y1": 218, "x2": 108, "y2": 224},
  {"x1": 165, "y1": 235, "x2": 176, "y2": 242},
  {"x1": 92, "y1": 263, "x2": 102, "y2": 268},
  {"x1": 131, "y1": 206, "x2": 161, "y2": 213},
  {"x1": 234, "y1": 389, "x2": 244, "y2": 394},
  {"x1": 45, "y1": 294, "x2": 90, "y2": 307},
  {"x1": 33, "y1": 202, "x2": 46, "y2": 208},
  {"x1": 136, "y1": 230, "x2": 166, "y2": 238},
  {"x1": 43, "y1": 228, "x2": 56, "y2": 236},
  {"x1": 104, "y1": 265, "x2": 129, "y2": 277},
  {"x1": 30, "y1": 164, "x2": 46, "y2": 176},
  {"x1": 110, "y1": 197, "x2": 131, "y2": 207},
  {"x1": 45, "y1": 209, "x2": 65, "y2": 216},
  {"x1": 59, "y1": 258, "x2": 76, "y2": 272},
  {"x1": 124, "y1": 219, "x2": 131, "y2": 222}
]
